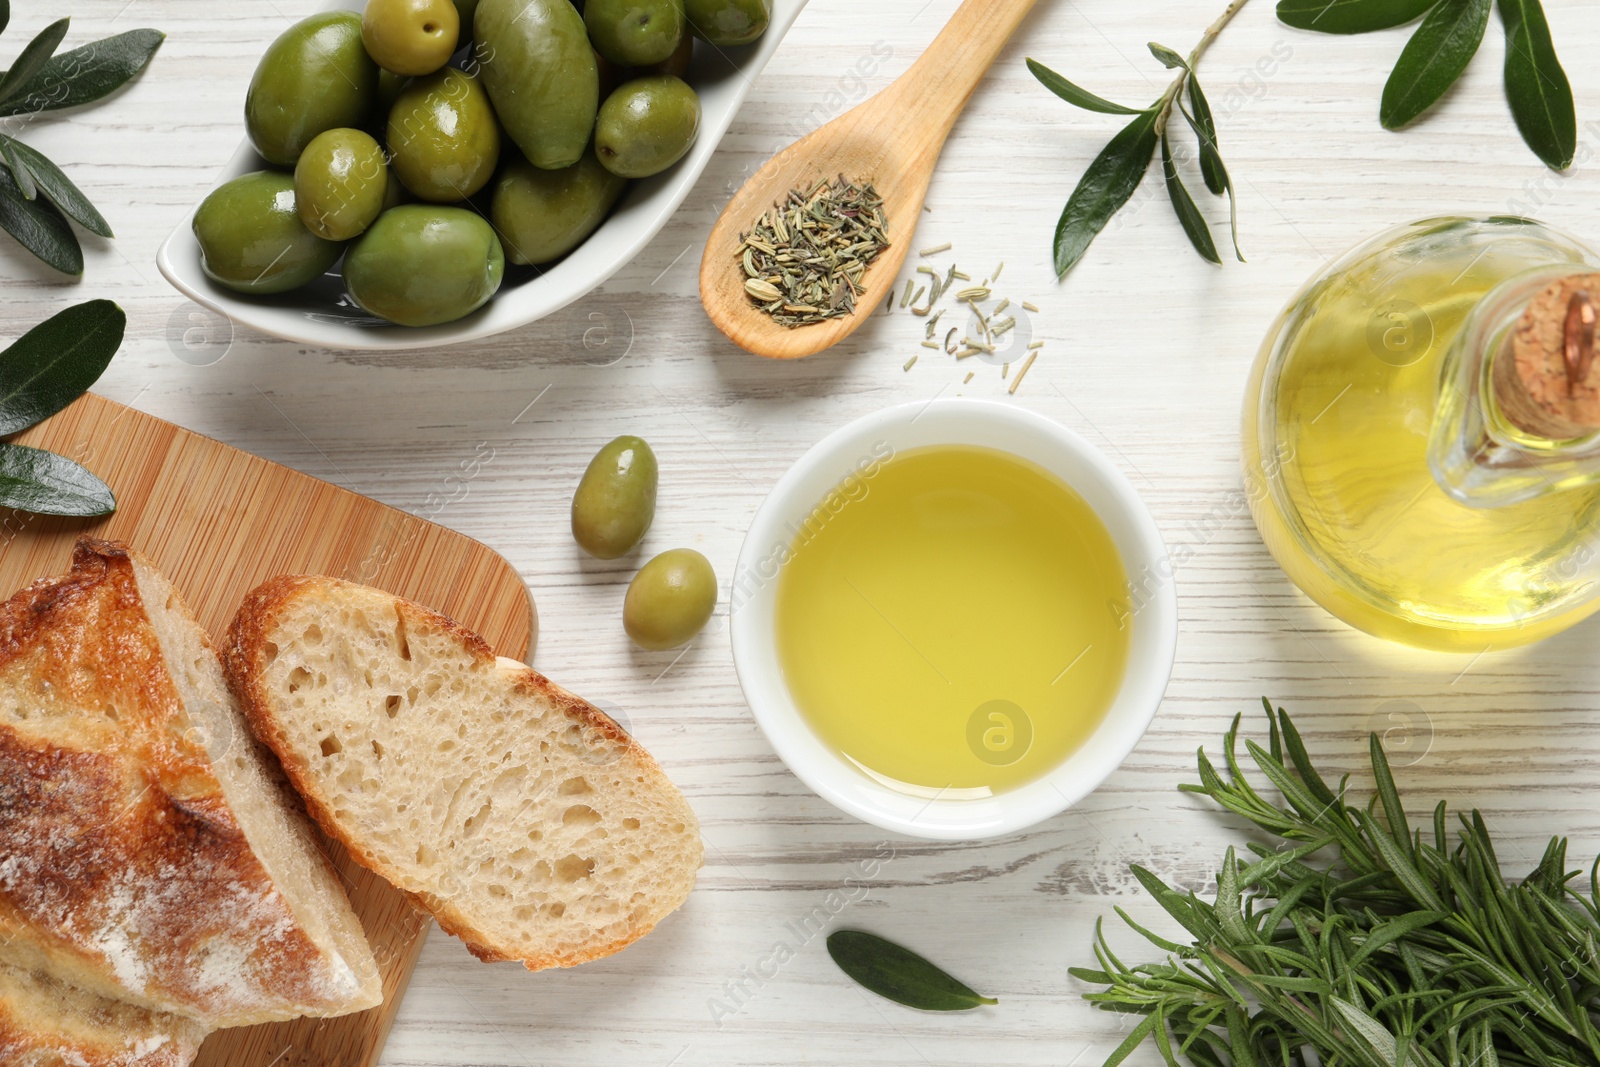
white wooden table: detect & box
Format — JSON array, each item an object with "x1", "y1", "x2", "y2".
[{"x1": 9, "y1": 1, "x2": 1600, "y2": 1063}]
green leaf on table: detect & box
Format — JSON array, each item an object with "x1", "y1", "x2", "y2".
[
  {"x1": 0, "y1": 29, "x2": 164, "y2": 117},
  {"x1": 1148, "y1": 42, "x2": 1189, "y2": 69},
  {"x1": 1498, "y1": 0, "x2": 1575, "y2": 169},
  {"x1": 826, "y1": 931, "x2": 998, "y2": 1012},
  {"x1": 0, "y1": 442, "x2": 113, "y2": 516},
  {"x1": 1053, "y1": 109, "x2": 1160, "y2": 277},
  {"x1": 1026, "y1": 58, "x2": 1147, "y2": 115},
  {"x1": 0, "y1": 17, "x2": 68, "y2": 107},
  {"x1": 0, "y1": 134, "x2": 33, "y2": 200},
  {"x1": 0, "y1": 163, "x2": 79, "y2": 274},
  {"x1": 0, "y1": 135, "x2": 111, "y2": 236},
  {"x1": 1278, "y1": 0, "x2": 1440, "y2": 33},
  {"x1": 0, "y1": 300, "x2": 124, "y2": 436},
  {"x1": 1380, "y1": 0, "x2": 1490, "y2": 129},
  {"x1": 1161, "y1": 130, "x2": 1221, "y2": 264},
  {"x1": 1187, "y1": 76, "x2": 1227, "y2": 195}
]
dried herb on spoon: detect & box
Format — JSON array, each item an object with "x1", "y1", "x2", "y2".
[
  {"x1": 739, "y1": 176, "x2": 890, "y2": 328},
  {"x1": 1074, "y1": 700, "x2": 1600, "y2": 1067},
  {"x1": 0, "y1": 300, "x2": 122, "y2": 516},
  {"x1": 0, "y1": 3, "x2": 164, "y2": 275}
]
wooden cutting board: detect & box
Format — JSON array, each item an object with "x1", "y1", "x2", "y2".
[{"x1": 6, "y1": 392, "x2": 537, "y2": 1067}]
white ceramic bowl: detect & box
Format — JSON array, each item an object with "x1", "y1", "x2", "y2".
[
  {"x1": 156, "y1": 0, "x2": 809, "y2": 351},
  {"x1": 730, "y1": 399, "x2": 1178, "y2": 841}
]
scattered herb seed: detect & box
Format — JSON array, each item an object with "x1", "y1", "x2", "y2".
[
  {"x1": 1023, "y1": 301, "x2": 1039, "y2": 313},
  {"x1": 1027, "y1": 340, "x2": 1045, "y2": 349},
  {"x1": 903, "y1": 355, "x2": 917, "y2": 371},
  {"x1": 1009, "y1": 351, "x2": 1038, "y2": 394},
  {"x1": 827, "y1": 931, "x2": 998, "y2": 1012},
  {"x1": 739, "y1": 176, "x2": 890, "y2": 328},
  {"x1": 963, "y1": 371, "x2": 975, "y2": 383},
  {"x1": 993, "y1": 261, "x2": 1005, "y2": 281},
  {"x1": 919, "y1": 242, "x2": 952, "y2": 255}
]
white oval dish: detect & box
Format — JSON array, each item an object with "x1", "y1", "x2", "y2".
[
  {"x1": 156, "y1": 0, "x2": 809, "y2": 351},
  {"x1": 730, "y1": 399, "x2": 1179, "y2": 841}
]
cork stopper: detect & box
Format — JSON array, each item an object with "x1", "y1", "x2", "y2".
[{"x1": 1495, "y1": 272, "x2": 1600, "y2": 439}]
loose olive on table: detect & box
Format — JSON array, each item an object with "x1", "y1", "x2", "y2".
[
  {"x1": 344, "y1": 205, "x2": 505, "y2": 327},
  {"x1": 595, "y1": 75, "x2": 701, "y2": 179},
  {"x1": 624, "y1": 549, "x2": 717, "y2": 651},
  {"x1": 208, "y1": 0, "x2": 767, "y2": 326},
  {"x1": 193, "y1": 171, "x2": 344, "y2": 294},
  {"x1": 294, "y1": 128, "x2": 389, "y2": 241},
  {"x1": 572, "y1": 436, "x2": 659, "y2": 559}
]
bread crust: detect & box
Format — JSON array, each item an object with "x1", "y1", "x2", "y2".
[
  {"x1": 0, "y1": 540, "x2": 373, "y2": 1028},
  {"x1": 224, "y1": 574, "x2": 700, "y2": 971},
  {"x1": 0, "y1": 961, "x2": 207, "y2": 1067}
]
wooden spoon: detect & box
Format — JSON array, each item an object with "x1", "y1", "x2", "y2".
[{"x1": 699, "y1": 0, "x2": 1041, "y2": 359}]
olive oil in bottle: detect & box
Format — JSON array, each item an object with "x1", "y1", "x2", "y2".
[{"x1": 1243, "y1": 217, "x2": 1600, "y2": 651}]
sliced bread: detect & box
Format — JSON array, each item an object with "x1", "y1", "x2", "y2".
[
  {"x1": 0, "y1": 961, "x2": 208, "y2": 1067},
  {"x1": 223, "y1": 575, "x2": 704, "y2": 970},
  {"x1": 0, "y1": 539, "x2": 382, "y2": 1029}
]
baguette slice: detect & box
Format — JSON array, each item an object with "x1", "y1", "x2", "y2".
[
  {"x1": 0, "y1": 540, "x2": 381, "y2": 1029},
  {"x1": 224, "y1": 575, "x2": 704, "y2": 970},
  {"x1": 0, "y1": 961, "x2": 207, "y2": 1067}
]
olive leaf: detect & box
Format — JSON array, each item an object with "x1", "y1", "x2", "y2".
[
  {"x1": 1380, "y1": 0, "x2": 1491, "y2": 129},
  {"x1": 0, "y1": 16, "x2": 66, "y2": 107},
  {"x1": 1161, "y1": 132, "x2": 1220, "y2": 265},
  {"x1": 1498, "y1": 0, "x2": 1575, "y2": 170},
  {"x1": 0, "y1": 299, "x2": 124, "y2": 435},
  {"x1": 0, "y1": 443, "x2": 113, "y2": 516},
  {"x1": 1025, "y1": 58, "x2": 1145, "y2": 115},
  {"x1": 1279, "y1": 0, "x2": 1576, "y2": 169},
  {"x1": 1277, "y1": 0, "x2": 1439, "y2": 33},
  {"x1": 1052, "y1": 109, "x2": 1159, "y2": 278},
  {"x1": 0, "y1": 19, "x2": 161, "y2": 273},
  {"x1": 0, "y1": 29, "x2": 165, "y2": 117},
  {"x1": 1034, "y1": 28, "x2": 1244, "y2": 276},
  {"x1": 826, "y1": 931, "x2": 998, "y2": 1012},
  {"x1": 0, "y1": 162, "x2": 79, "y2": 274},
  {"x1": 0, "y1": 135, "x2": 111, "y2": 236}
]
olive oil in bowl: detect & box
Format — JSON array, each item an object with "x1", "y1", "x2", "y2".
[{"x1": 773, "y1": 444, "x2": 1131, "y2": 796}]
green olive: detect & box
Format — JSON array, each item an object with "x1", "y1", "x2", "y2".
[
  {"x1": 624, "y1": 549, "x2": 716, "y2": 651},
  {"x1": 294, "y1": 128, "x2": 389, "y2": 241},
  {"x1": 362, "y1": 0, "x2": 460, "y2": 77},
  {"x1": 387, "y1": 68, "x2": 501, "y2": 202},
  {"x1": 474, "y1": 0, "x2": 598, "y2": 171},
  {"x1": 491, "y1": 148, "x2": 626, "y2": 265},
  {"x1": 343, "y1": 204, "x2": 505, "y2": 326},
  {"x1": 684, "y1": 0, "x2": 768, "y2": 45},
  {"x1": 594, "y1": 75, "x2": 700, "y2": 179},
  {"x1": 193, "y1": 171, "x2": 344, "y2": 295},
  {"x1": 585, "y1": 0, "x2": 685, "y2": 68},
  {"x1": 246, "y1": 11, "x2": 380, "y2": 166},
  {"x1": 572, "y1": 436, "x2": 658, "y2": 559}
]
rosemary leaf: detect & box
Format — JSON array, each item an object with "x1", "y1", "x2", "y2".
[
  {"x1": 1497, "y1": 0, "x2": 1575, "y2": 169},
  {"x1": 1380, "y1": 0, "x2": 1491, "y2": 130}
]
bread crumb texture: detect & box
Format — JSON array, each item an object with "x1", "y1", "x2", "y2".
[{"x1": 226, "y1": 576, "x2": 704, "y2": 971}]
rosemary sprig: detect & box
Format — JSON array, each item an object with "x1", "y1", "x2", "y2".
[
  {"x1": 1074, "y1": 700, "x2": 1600, "y2": 1067},
  {"x1": 0, "y1": 6, "x2": 164, "y2": 275},
  {"x1": 1028, "y1": 0, "x2": 1250, "y2": 278}
]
